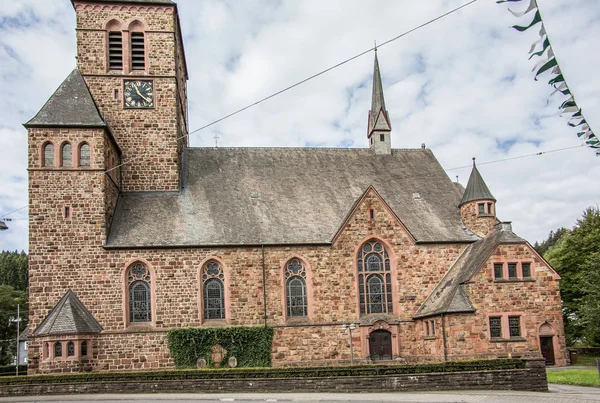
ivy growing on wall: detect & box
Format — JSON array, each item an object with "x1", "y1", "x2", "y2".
[{"x1": 167, "y1": 326, "x2": 274, "y2": 368}]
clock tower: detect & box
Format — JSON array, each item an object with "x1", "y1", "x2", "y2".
[{"x1": 73, "y1": 0, "x2": 188, "y2": 191}]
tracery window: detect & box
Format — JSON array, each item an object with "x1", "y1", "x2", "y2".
[
  {"x1": 61, "y1": 143, "x2": 72, "y2": 167},
  {"x1": 202, "y1": 261, "x2": 225, "y2": 320},
  {"x1": 127, "y1": 263, "x2": 151, "y2": 323},
  {"x1": 43, "y1": 142, "x2": 55, "y2": 167},
  {"x1": 357, "y1": 239, "x2": 392, "y2": 315},
  {"x1": 285, "y1": 259, "x2": 307, "y2": 317},
  {"x1": 79, "y1": 143, "x2": 90, "y2": 167}
]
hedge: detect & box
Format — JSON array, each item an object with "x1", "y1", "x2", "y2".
[
  {"x1": 167, "y1": 326, "x2": 274, "y2": 368},
  {"x1": 0, "y1": 359, "x2": 525, "y2": 385},
  {"x1": 0, "y1": 365, "x2": 27, "y2": 377}
]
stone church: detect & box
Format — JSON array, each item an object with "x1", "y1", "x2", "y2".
[{"x1": 25, "y1": 0, "x2": 567, "y2": 374}]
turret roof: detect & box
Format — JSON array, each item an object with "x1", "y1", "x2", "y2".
[
  {"x1": 459, "y1": 159, "x2": 496, "y2": 205},
  {"x1": 33, "y1": 290, "x2": 103, "y2": 336}
]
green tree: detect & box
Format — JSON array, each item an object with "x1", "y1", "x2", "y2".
[
  {"x1": 579, "y1": 252, "x2": 600, "y2": 345},
  {"x1": 0, "y1": 285, "x2": 28, "y2": 365},
  {"x1": 545, "y1": 206, "x2": 600, "y2": 346},
  {"x1": 534, "y1": 227, "x2": 568, "y2": 256}
]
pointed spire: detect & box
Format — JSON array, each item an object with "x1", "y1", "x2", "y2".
[
  {"x1": 460, "y1": 158, "x2": 496, "y2": 206},
  {"x1": 371, "y1": 49, "x2": 387, "y2": 116},
  {"x1": 367, "y1": 50, "x2": 392, "y2": 154}
]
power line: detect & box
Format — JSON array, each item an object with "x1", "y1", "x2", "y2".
[
  {"x1": 0, "y1": 205, "x2": 27, "y2": 218},
  {"x1": 445, "y1": 144, "x2": 585, "y2": 171},
  {"x1": 106, "y1": 0, "x2": 479, "y2": 174}
]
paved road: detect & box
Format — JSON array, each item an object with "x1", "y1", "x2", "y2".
[{"x1": 1, "y1": 385, "x2": 599, "y2": 403}]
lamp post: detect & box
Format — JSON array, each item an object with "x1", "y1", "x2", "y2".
[
  {"x1": 9, "y1": 305, "x2": 21, "y2": 376},
  {"x1": 341, "y1": 323, "x2": 357, "y2": 365}
]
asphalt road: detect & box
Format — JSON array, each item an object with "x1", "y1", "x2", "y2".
[{"x1": 1, "y1": 385, "x2": 600, "y2": 403}]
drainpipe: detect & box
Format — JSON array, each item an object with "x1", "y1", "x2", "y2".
[
  {"x1": 441, "y1": 314, "x2": 448, "y2": 362},
  {"x1": 262, "y1": 244, "x2": 267, "y2": 327}
]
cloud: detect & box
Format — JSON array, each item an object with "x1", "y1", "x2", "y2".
[{"x1": 1, "y1": 0, "x2": 599, "y2": 252}]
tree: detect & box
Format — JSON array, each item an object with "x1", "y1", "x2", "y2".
[
  {"x1": 0, "y1": 285, "x2": 28, "y2": 365},
  {"x1": 534, "y1": 227, "x2": 568, "y2": 256},
  {"x1": 545, "y1": 206, "x2": 600, "y2": 346}
]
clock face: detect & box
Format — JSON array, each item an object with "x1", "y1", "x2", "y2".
[{"x1": 124, "y1": 80, "x2": 154, "y2": 108}]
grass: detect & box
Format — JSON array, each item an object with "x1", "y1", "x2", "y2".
[{"x1": 547, "y1": 369, "x2": 600, "y2": 387}]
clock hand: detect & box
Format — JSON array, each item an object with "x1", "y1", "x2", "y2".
[{"x1": 133, "y1": 84, "x2": 151, "y2": 103}]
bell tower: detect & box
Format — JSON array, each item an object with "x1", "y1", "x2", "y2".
[
  {"x1": 72, "y1": 0, "x2": 189, "y2": 191},
  {"x1": 367, "y1": 49, "x2": 392, "y2": 155}
]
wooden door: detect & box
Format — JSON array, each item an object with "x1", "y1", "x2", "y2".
[
  {"x1": 369, "y1": 330, "x2": 392, "y2": 361},
  {"x1": 540, "y1": 336, "x2": 555, "y2": 365}
]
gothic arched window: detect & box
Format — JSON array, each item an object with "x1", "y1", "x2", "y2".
[
  {"x1": 285, "y1": 259, "x2": 307, "y2": 317},
  {"x1": 357, "y1": 239, "x2": 393, "y2": 315},
  {"x1": 61, "y1": 143, "x2": 72, "y2": 167},
  {"x1": 43, "y1": 142, "x2": 55, "y2": 167},
  {"x1": 79, "y1": 143, "x2": 91, "y2": 167},
  {"x1": 67, "y1": 341, "x2": 75, "y2": 357},
  {"x1": 127, "y1": 262, "x2": 151, "y2": 323},
  {"x1": 202, "y1": 261, "x2": 225, "y2": 320}
]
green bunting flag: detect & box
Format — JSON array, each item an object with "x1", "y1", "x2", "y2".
[{"x1": 498, "y1": 0, "x2": 599, "y2": 155}]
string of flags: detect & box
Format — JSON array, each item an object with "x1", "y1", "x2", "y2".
[{"x1": 497, "y1": 0, "x2": 599, "y2": 155}]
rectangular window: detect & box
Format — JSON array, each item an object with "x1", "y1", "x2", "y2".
[
  {"x1": 489, "y1": 316, "x2": 502, "y2": 338},
  {"x1": 494, "y1": 263, "x2": 503, "y2": 279},
  {"x1": 478, "y1": 203, "x2": 485, "y2": 215},
  {"x1": 131, "y1": 32, "x2": 145, "y2": 70},
  {"x1": 380, "y1": 133, "x2": 385, "y2": 142},
  {"x1": 487, "y1": 202, "x2": 493, "y2": 214},
  {"x1": 108, "y1": 31, "x2": 123, "y2": 70},
  {"x1": 430, "y1": 320, "x2": 435, "y2": 336},
  {"x1": 522, "y1": 263, "x2": 531, "y2": 278},
  {"x1": 64, "y1": 206, "x2": 71, "y2": 219},
  {"x1": 508, "y1": 263, "x2": 518, "y2": 279},
  {"x1": 508, "y1": 316, "x2": 521, "y2": 337},
  {"x1": 369, "y1": 209, "x2": 374, "y2": 220},
  {"x1": 425, "y1": 321, "x2": 430, "y2": 336}
]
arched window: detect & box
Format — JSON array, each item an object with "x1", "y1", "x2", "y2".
[
  {"x1": 202, "y1": 261, "x2": 225, "y2": 320},
  {"x1": 129, "y1": 20, "x2": 146, "y2": 71},
  {"x1": 357, "y1": 239, "x2": 392, "y2": 315},
  {"x1": 61, "y1": 143, "x2": 72, "y2": 167},
  {"x1": 43, "y1": 142, "x2": 55, "y2": 167},
  {"x1": 106, "y1": 19, "x2": 123, "y2": 71},
  {"x1": 67, "y1": 341, "x2": 75, "y2": 357},
  {"x1": 79, "y1": 143, "x2": 90, "y2": 167},
  {"x1": 285, "y1": 259, "x2": 307, "y2": 317},
  {"x1": 127, "y1": 263, "x2": 151, "y2": 323},
  {"x1": 81, "y1": 341, "x2": 88, "y2": 356},
  {"x1": 54, "y1": 342, "x2": 62, "y2": 358}
]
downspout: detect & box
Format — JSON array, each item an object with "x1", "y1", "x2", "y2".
[
  {"x1": 262, "y1": 244, "x2": 267, "y2": 327},
  {"x1": 441, "y1": 314, "x2": 448, "y2": 362}
]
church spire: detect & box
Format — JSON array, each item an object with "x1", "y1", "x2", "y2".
[
  {"x1": 368, "y1": 49, "x2": 392, "y2": 155},
  {"x1": 460, "y1": 158, "x2": 496, "y2": 206}
]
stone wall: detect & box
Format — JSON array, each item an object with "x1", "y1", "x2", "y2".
[
  {"x1": 3, "y1": 359, "x2": 548, "y2": 396},
  {"x1": 460, "y1": 199, "x2": 497, "y2": 237}
]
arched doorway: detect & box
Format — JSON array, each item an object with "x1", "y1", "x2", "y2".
[
  {"x1": 539, "y1": 322, "x2": 556, "y2": 365},
  {"x1": 369, "y1": 330, "x2": 392, "y2": 361}
]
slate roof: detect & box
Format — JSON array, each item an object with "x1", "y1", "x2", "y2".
[
  {"x1": 75, "y1": 0, "x2": 174, "y2": 4},
  {"x1": 25, "y1": 69, "x2": 106, "y2": 128},
  {"x1": 460, "y1": 160, "x2": 495, "y2": 205},
  {"x1": 413, "y1": 223, "x2": 526, "y2": 319},
  {"x1": 368, "y1": 51, "x2": 391, "y2": 136},
  {"x1": 106, "y1": 147, "x2": 479, "y2": 248},
  {"x1": 33, "y1": 290, "x2": 103, "y2": 336}
]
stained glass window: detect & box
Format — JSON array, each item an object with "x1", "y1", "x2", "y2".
[
  {"x1": 357, "y1": 240, "x2": 392, "y2": 315},
  {"x1": 62, "y1": 143, "x2": 72, "y2": 167},
  {"x1": 127, "y1": 263, "x2": 151, "y2": 323},
  {"x1": 43, "y1": 143, "x2": 55, "y2": 167},
  {"x1": 79, "y1": 143, "x2": 91, "y2": 167},
  {"x1": 285, "y1": 259, "x2": 307, "y2": 317},
  {"x1": 54, "y1": 342, "x2": 62, "y2": 358},
  {"x1": 202, "y1": 261, "x2": 225, "y2": 320},
  {"x1": 67, "y1": 341, "x2": 75, "y2": 357}
]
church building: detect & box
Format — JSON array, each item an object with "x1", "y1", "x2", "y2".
[{"x1": 24, "y1": 0, "x2": 567, "y2": 374}]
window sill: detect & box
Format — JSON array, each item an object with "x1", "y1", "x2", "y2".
[
  {"x1": 423, "y1": 336, "x2": 436, "y2": 341},
  {"x1": 286, "y1": 316, "x2": 310, "y2": 325},
  {"x1": 126, "y1": 322, "x2": 156, "y2": 332},
  {"x1": 202, "y1": 319, "x2": 228, "y2": 326},
  {"x1": 490, "y1": 337, "x2": 526, "y2": 343},
  {"x1": 493, "y1": 279, "x2": 536, "y2": 283}
]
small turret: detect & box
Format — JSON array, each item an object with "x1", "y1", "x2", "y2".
[
  {"x1": 459, "y1": 158, "x2": 497, "y2": 237},
  {"x1": 367, "y1": 50, "x2": 392, "y2": 155}
]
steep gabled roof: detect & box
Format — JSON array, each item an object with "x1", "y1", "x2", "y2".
[
  {"x1": 414, "y1": 223, "x2": 526, "y2": 319},
  {"x1": 460, "y1": 159, "x2": 496, "y2": 205},
  {"x1": 106, "y1": 147, "x2": 479, "y2": 248},
  {"x1": 25, "y1": 69, "x2": 106, "y2": 128},
  {"x1": 33, "y1": 290, "x2": 103, "y2": 336}
]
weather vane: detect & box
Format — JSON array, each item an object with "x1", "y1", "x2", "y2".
[{"x1": 214, "y1": 133, "x2": 219, "y2": 148}]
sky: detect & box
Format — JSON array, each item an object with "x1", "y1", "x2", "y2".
[{"x1": 0, "y1": 0, "x2": 599, "y2": 252}]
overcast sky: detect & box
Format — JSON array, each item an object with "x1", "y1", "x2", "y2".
[{"x1": 1, "y1": 0, "x2": 599, "y2": 252}]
